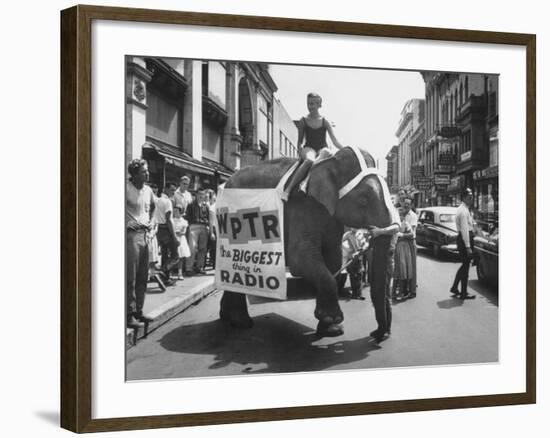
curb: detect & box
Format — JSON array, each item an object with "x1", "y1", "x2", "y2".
[{"x1": 126, "y1": 279, "x2": 217, "y2": 349}]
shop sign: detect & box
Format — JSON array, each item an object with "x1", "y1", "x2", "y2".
[
  {"x1": 474, "y1": 166, "x2": 499, "y2": 181},
  {"x1": 461, "y1": 151, "x2": 472, "y2": 162},
  {"x1": 448, "y1": 175, "x2": 465, "y2": 190},
  {"x1": 414, "y1": 176, "x2": 432, "y2": 190},
  {"x1": 415, "y1": 183, "x2": 432, "y2": 191},
  {"x1": 410, "y1": 165, "x2": 425, "y2": 176},
  {"x1": 434, "y1": 174, "x2": 451, "y2": 186},
  {"x1": 435, "y1": 165, "x2": 455, "y2": 173},
  {"x1": 438, "y1": 125, "x2": 462, "y2": 138},
  {"x1": 438, "y1": 152, "x2": 456, "y2": 165}
]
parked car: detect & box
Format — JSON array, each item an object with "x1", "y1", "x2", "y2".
[
  {"x1": 474, "y1": 226, "x2": 499, "y2": 287},
  {"x1": 416, "y1": 206, "x2": 458, "y2": 257}
]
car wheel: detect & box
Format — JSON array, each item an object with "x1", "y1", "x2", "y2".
[{"x1": 432, "y1": 244, "x2": 441, "y2": 258}]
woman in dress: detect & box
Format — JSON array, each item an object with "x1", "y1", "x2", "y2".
[{"x1": 393, "y1": 208, "x2": 415, "y2": 298}]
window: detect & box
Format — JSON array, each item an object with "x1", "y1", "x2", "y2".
[
  {"x1": 257, "y1": 94, "x2": 269, "y2": 146},
  {"x1": 146, "y1": 87, "x2": 182, "y2": 148},
  {"x1": 439, "y1": 214, "x2": 456, "y2": 223},
  {"x1": 202, "y1": 61, "x2": 226, "y2": 109},
  {"x1": 420, "y1": 211, "x2": 434, "y2": 223}
]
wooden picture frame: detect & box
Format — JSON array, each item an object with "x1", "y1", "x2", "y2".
[{"x1": 60, "y1": 4, "x2": 536, "y2": 433}]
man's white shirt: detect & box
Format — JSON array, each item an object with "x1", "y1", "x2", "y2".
[{"x1": 456, "y1": 202, "x2": 474, "y2": 248}]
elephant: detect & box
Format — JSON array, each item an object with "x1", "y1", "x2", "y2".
[{"x1": 219, "y1": 146, "x2": 396, "y2": 337}]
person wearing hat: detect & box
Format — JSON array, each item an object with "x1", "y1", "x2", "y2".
[{"x1": 451, "y1": 188, "x2": 476, "y2": 299}]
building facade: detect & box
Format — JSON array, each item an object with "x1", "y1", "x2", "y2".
[
  {"x1": 395, "y1": 98, "x2": 425, "y2": 190},
  {"x1": 419, "y1": 71, "x2": 499, "y2": 227},
  {"x1": 385, "y1": 145, "x2": 399, "y2": 193},
  {"x1": 125, "y1": 57, "x2": 298, "y2": 191}
]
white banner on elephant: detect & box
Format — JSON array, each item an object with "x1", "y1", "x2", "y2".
[{"x1": 214, "y1": 188, "x2": 287, "y2": 300}]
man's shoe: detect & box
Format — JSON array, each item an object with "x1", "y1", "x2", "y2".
[
  {"x1": 127, "y1": 316, "x2": 144, "y2": 328},
  {"x1": 370, "y1": 328, "x2": 390, "y2": 342},
  {"x1": 460, "y1": 293, "x2": 476, "y2": 300},
  {"x1": 450, "y1": 288, "x2": 460, "y2": 297}
]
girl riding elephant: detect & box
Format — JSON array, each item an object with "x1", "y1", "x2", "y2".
[{"x1": 282, "y1": 92, "x2": 344, "y2": 200}]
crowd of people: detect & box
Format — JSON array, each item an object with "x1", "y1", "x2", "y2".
[
  {"x1": 337, "y1": 189, "x2": 418, "y2": 302},
  {"x1": 126, "y1": 159, "x2": 217, "y2": 329}
]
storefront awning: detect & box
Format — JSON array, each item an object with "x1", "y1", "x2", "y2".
[
  {"x1": 143, "y1": 141, "x2": 216, "y2": 175},
  {"x1": 202, "y1": 157, "x2": 234, "y2": 178}
]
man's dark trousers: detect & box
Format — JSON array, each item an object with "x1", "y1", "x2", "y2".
[
  {"x1": 127, "y1": 229, "x2": 149, "y2": 320},
  {"x1": 452, "y1": 232, "x2": 475, "y2": 296},
  {"x1": 369, "y1": 235, "x2": 394, "y2": 334}
]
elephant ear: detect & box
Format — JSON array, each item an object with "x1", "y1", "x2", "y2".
[{"x1": 307, "y1": 159, "x2": 339, "y2": 216}]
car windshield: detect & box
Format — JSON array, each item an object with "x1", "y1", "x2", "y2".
[{"x1": 439, "y1": 214, "x2": 456, "y2": 223}]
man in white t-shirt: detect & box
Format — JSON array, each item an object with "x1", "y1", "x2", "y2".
[
  {"x1": 174, "y1": 175, "x2": 193, "y2": 215},
  {"x1": 126, "y1": 159, "x2": 155, "y2": 328},
  {"x1": 154, "y1": 182, "x2": 179, "y2": 283}
]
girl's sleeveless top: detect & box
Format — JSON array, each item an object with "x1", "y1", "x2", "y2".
[{"x1": 302, "y1": 117, "x2": 328, "y2": 152}]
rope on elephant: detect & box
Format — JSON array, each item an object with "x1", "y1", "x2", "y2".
[{"x1": 275, "y1": 160, "x2": 300, "y2": 198}]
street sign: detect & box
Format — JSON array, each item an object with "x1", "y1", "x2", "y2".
[
  {"x1": 435, "y1": 165, "x2": 455, "y2": 173},
  {"x1": 439, "y1": 125, "x2": 462, "y2": 138},
  {"x1": 414, "y1": 176, "x2": 432, "y2": 190},
  {"x1": 438, "y1": 153, "x2": 456, "y2": 165},
  {"x1": 416, "y1": 182, "x2": 432, "y2": 190},
  {"x1": 434, "y1": 174, "x2": 450, "y2": 185},
  {"x1": 410, "y1": 165, "x2": 425, "y2": 176},
  {"x1": 461, "y1": 151, "x2": 472, "y2": 161}
]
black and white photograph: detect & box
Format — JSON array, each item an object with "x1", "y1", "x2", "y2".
[{"x1": 125, "y1": 57, "x2": 499, "y2": 381}]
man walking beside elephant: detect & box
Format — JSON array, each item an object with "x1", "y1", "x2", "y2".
[{"x1": 368, "y1": 213, "x2": 400, "y2": 342}]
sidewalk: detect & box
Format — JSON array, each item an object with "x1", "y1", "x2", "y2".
[{"x1": 126, "y1": 269, "x2": 217, "y2": 349}]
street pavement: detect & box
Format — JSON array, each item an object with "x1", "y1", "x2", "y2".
[{"x1": 126, "y1": 248, "x2": 498, "y2": 380}]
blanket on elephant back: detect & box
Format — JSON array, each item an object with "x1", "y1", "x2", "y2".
[{"x1": 214, "y1": 187, "x2": 288, "y2": 300}]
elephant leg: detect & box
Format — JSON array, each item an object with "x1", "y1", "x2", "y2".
[
  {"x1": 298, "y1": 257, "x2": 343, "y2": 335},
  {"x1": 219, "y1": 291, "x2": 253, "y2": 329},
  {"x1": 314, "y1": 236, "x2": 347, "y2": 336}
]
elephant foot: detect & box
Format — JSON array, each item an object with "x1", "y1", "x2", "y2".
[
  {"x1": 316, "y1": 321, "x2": 344, "y2": 337},
  {"x1": 314, "y1": 307, "x2": 344, "y2": 326}
]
